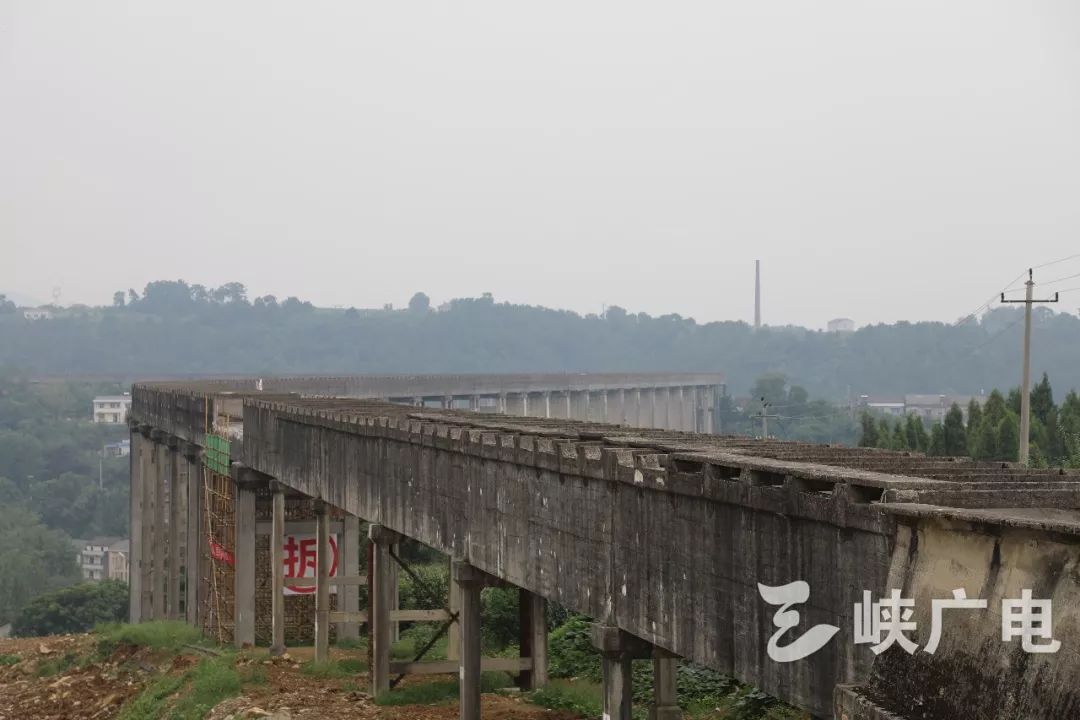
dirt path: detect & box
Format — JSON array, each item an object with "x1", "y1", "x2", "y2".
[{"x1": 0, "y1": 636, "x2": 580, "y2": 720}]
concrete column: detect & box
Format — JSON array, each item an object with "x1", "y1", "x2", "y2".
[
  {"x1": 682, "y1": 387, "x2": 695, "y2": 432},
  {"x1": 651, "y1": 648, "x2": 682, "y2": 720},
  {"x1": 390, "y1": 542, "x2": 401, "y2": 642},
  {"x1": 606, "y1": 389, "x2": 625, "y2": 424},
  {"x1": 314, "y1": 502, "x2": 331, "y2": 662},
  {"x1": 234, "y1": 482, "x2": 257, "y2": 648},
  {"x1": 541, "y1": 392, "x2": 552, "y2": 418},
  {"x1": 139, "y1": 435, "x2": 153, "y2": 620},
  {"x1": 518, "y1": 589, "x2": 548, "y2": 690},
  {"x1": 167, "y1": 444, "x2": 181, "y2": 619},
  {"x1": 184, "y1": 448, "x2": 201, "y2": 626},
  {"x1": 128, "y1": 429, "x2": 143, "y2": 623},
  {"x1": 469, "y1": 395, "x2": 481, "y2": 412},
  {"x1": 152, "y1": 440, "x2": 168, "y2": 619},
  {"x1": 270, "y1": 482, "x2": 286, "y2": 655},
  {"x1": 569, "y1": 390, "x2": 590, "y2": 421},
  {"x1": 453, "y1": 562, "x2": 484, "y2": 720},
  {"x1": 447, "y1": 556, "x2": 462, "y2": 661},
  {"x1": 505, "y1": 393, "x2": 526, "y2": 416},
  {"x1": 369, "y1": 524, "x2": 399, "y2": 696},
  {"x1": 598, "y1": 391, "x2": 609, "y2": 423},
  {"x1": 592, "y1": 625, "x2": 634, "y2": 720},
  {"x1": 637, "y1": 389, "x2": 653, "y2": 427},
  {"x1": 338, "y1": 515, "x2": 362, "y2": 641}
]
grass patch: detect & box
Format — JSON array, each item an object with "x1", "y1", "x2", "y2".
[
  {"x1": 0, "y1": 654, "x2": 20, "y2": 666},
  {"x1": 170, "y1": 657, "x2": 243, "y2": 720},
  {"x1": 96, "y1": 621, "x2": 204, "y2": 655},
  {"x1": 117, "y1": 672, "x2": 187, "y2": 720},
  {"x1": 529, "y1": 679, "x2": 607, "y2": 719},
  {"x1": 300, "y1": 657, "x2": 367, "y2": 679},
  {"x1": 375, "y1": 671, "x2": 513, "y2": 706},
  {"x1": 335, "y1": 635, "x2": 366, "y2": 650},
  {"x1": 35, "y1": 652, "x2": 77, "y2": 678}
]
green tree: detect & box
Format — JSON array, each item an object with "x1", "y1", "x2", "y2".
[
  {"x1": 408, "y1": 292, "x2": 431, "y2": 313},
  {"x1": 1031, "y1": 373, "x2": 1055, "y2": 424},
  {"x1": 12, "y1": 580, "x2": 128, "y2": 637},
  {"x1": 971, "y1": 419, "x2": 999, "y2": 460},
  {"x1": 858, "y1": 412, "x2": 879, "y2": 448},
  {"x1": 983, "y1": 391, "x2": 1008, "y2": 428},
  {"x1": 928, "y1": 422, "x2": 946, "y2": 456},
  {"x1": 876, "y1": 418, "x2": 893, "y2": 450},
  {"x1": 0, "y1": 294, "x2": 15, "y2": 314},
  {"x1": 997, "y1": 414, "x2": 1020, "y2": 462},
  {"x1": 0, "y1": 505, "x2": 79, "y2": 624},
  {"x1": 967, "y1": 399, "x2": 982, "y2": 433},
  {"x1": 905, "y1": 414, "x2": 929, "y2": 452},
  {"x1": 942, "y1": 404, "x2": 967, "y2": 456},
  {"x1": 891, "y1": 422, "x2": 910, "y2": 450}
]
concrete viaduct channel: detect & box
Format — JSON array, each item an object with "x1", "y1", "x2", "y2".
[{"x1": 128, "y1": 373, "x2": 1080, "y2": 720}]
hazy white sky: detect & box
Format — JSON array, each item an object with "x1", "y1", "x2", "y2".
[{"x1": 3, "y1": 1, "x2": 1079, "y2": 327}]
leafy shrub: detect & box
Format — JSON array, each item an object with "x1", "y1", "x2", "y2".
[
  {"x1": 547, "y1": 615, "x2": 601, "y2": 681},
  {"x1": 12, "y1": 580, "x2": 127, "y2": 636}
]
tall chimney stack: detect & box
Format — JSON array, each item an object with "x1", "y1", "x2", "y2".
[{"x1": 754, "y1": 260, "x2": 761, "y2": 328}]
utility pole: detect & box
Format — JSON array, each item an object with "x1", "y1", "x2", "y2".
[
  {"x1": 757, "y1": 397, "x2": 778, "y2": 440},
  {"x1": 1001, "y1": 269, "x2": 1059, "y2": 465}
]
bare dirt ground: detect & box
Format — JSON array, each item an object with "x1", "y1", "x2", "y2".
[{"x1": 0, "y1": 636, "x2": 580, "y2": 720}]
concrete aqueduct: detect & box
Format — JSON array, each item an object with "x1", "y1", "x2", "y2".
[{"x1": 128, "y1": 373, "x2": 1080, "y2": 719}]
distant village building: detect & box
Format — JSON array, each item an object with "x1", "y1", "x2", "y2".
[
  {"x1": 860, "y1": 394, "x2": 988, "y2": 424},
  {"x1": 22, "y1": 307, "x2": 53, "y2": 321},
  {"x1": 103, "y1": 439, "x2": 131, "y2": 457},
  {"x1": 93, "y1": 394, "x2": 131, "y2": 424},
  {"x1": 106, "y1": 539, "x2": 130, "y2": 583},
  {"x1": 827, "y1": 318, "x2": 855, "y2": 333},
  {"x1": 76, "y1": 537, "x2": 128, "y2": 582}
]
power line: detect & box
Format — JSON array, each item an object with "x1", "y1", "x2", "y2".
[
  {"x1": 1033, "y1": 252, "x2": 1080, "y2": 270},
  {"x1": 1039, "y1": 270, "x2": 1080, "y2": 287},
  {"x1": 953, "y1": 253, "x2": 1080, "y2": 327},
  {"x1": 954, "y1": 270, "x2": 1026, "y2": 326}
]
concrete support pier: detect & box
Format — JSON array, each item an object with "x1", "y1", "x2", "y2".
[
  {"x1": 518, "y1": 589, "x2": 548, "y2": 690},
  {"x1": 592, "y1": 625, "x2": 635, "y2": 720},
  {"x1": 453, "y1": 561, "x2": 484, "y2": 720},
  {"x1": 651, "y1": 648, "x2": 682, "y2": 720},
  {"x1": 128, "y1": 428, "x2": 144, "y2": 623},
  {"x1": 151, "y1": 436, "x2": 168, "y2": 619},
  {"x1": 269, "y1": 482, "x2": 286, "y2": 655},
  {"x1": 167, "y1": 441, "x2": 181, "y2": 619},
  {"x1": 234, "y1": 477, "x2": 257, "y2": 648},
  {"x1": 338, "y1": 515, "x2": 362, "y2": 641},
  {"x1": 183, "y1": 445, "x2": 201, "y2": 626},
  {"x1": 314, "y1": 500, "x2": 331, "y2": 662},
  {"x1": 446, "y1": 556, "x2": 462, "y2": 661},
  {"x1": 369, "y1": 523, "x2": 400, "y2": 696}
]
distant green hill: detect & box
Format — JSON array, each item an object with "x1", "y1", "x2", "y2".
[{"x1": 1, "y1": 280, "x2": 1077, "y2": 399}]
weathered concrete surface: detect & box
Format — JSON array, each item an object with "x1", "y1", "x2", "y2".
[
  {"x1": 836, "y1": 506, "x2": 1080, "y2": 719},
  {"x1": 131, "y1": 380, "x2": 1080, "y2": 719}
]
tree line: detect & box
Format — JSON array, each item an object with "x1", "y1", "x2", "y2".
[
  {"x1": 859, "y1": 373, "x2": 1080, "y2": 466},
  {"x1": 1, "y1": 279, "x2": 1079, "y2": 401}
]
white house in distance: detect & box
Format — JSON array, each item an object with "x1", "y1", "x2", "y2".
[
  {"x1": 93, "y1": 394, "x2": 132, "y2": 424},
  {"x1": 827, "y1": 317, "x2": 855, "y2": 333}
]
